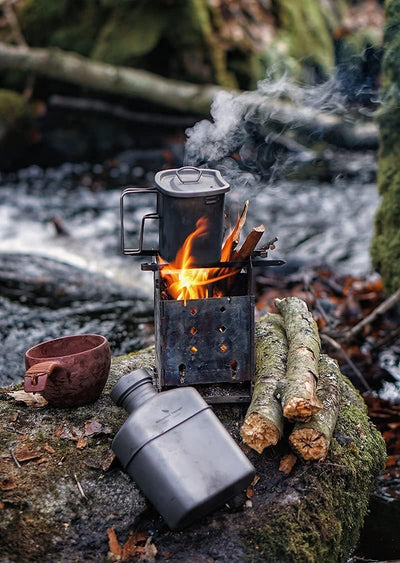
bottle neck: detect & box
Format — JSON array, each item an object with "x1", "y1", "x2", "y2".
[{"x1": 120, "y1": 378, "x2": 157, "y2": 413}]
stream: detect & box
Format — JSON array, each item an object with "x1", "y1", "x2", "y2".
[{"x1": 0, "y1": 147, "x2": 379, "y2": 386}]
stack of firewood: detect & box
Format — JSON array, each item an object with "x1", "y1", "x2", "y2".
[{"x1": 241, "y1": 297, "x2": 342, "y2": 461}]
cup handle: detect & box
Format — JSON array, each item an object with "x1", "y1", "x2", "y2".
[{"x1": 24, "y1": 361, "x2": 60, "y2": 393}]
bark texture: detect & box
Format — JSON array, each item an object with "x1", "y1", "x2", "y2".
[
  {"x1": 275, "y1": 297, "x2": 322, "y2": 422},
  {"x1": 289, "y1": 354, "x2": 341, "y2": 461},
  {"x1": 241, "y1": 314, "x2": 287, "y2": 453}
]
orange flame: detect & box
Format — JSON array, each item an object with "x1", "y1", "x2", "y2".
[{"x1": 160, "y1": 217, "x2": 237, "y2": 302}]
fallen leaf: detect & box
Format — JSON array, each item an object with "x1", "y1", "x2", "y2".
[
  {"x1": 14, "y1": 446, "x2": 41, "y2": 463},
  {"x1": 0, "y1": 501, "x2": 4, "y2": 509},
  {"x1": 44, "y1": 444, "x2": 56, "y2": 454},
  {"x1": 76, "y1": 438, "x2": 88, "y2": 450},
  {"x1": 107, "y1": 527, "x2": 122, "y2": 558},
  {"x1": 138, "y1": 536, "x2": 157, "y2": 562},
  {"x1": 122, "y1": 531, "x2": 149, "y2": 560},
  {"x1": 251, "y1": 475, "x2": 260, "y2": 487},
  {"x1": 279, "y1": 453, "x2": 298, "y2": 475},
  {"x1": 101, "y1": 450, "x2": 116, "y2": 472},
  {"x1": 0, "y1": 478, "x2": 17, "y2": 491},
  {"x1": 84, "y1": 419, "x2": 112, "y2": 437},
  {"x1": 36, "y1": 457, "x2": 49, "y2": 465},
  {"x1": 10, "y1": 413, "x2": 19, "y2": 422},
  {"x1": 246, "y1": 485, "x2": 254, "y2": 499},
  {"x1": 7, "y1": 391, "x2": 47, "y2": 408}
]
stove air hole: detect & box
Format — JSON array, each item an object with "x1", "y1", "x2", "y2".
[
  {"x1": 190, "y1": 346, "x2": 198, "y2": 354},
  {"x1": 190, "y1": 308, "x2": 197, "y2": 315},
  {"x1": 220, "y1": 344, "x2": 227, "y2": 352},
  {"x1": 190, "y1": 327, "x2": 198, "y2": 335},
  {"x1": 230, "y1": 360, "x2": 238, "y2": 378},
  {"x1": 179, "y1": 363, "x2": 186, "y2": 384},
  {"x1": 220, "y1": 306, "x2": 226, "y2": 312},
  {"x1": 218, "y1": 326, "x2": 226, "y2": 333}
]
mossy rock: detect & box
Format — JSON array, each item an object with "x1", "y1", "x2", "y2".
[
  {"x1": 0, "y1": 328, "x2": 385, "y2": 562},
  {"x1": 371, "y1": 0, "x2": 400, "y2": 294}
]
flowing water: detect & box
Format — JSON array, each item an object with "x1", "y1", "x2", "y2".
[{"x1": 0, "y1": 147, "x2": 379, "y2": 386}]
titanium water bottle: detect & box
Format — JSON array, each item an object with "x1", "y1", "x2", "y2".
[{"x1": 111, "y1": 368, "x2": 255, "y2": 530}]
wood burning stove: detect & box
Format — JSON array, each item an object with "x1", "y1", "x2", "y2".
[{"x1": 120, "y1": 167, "x2": 284, "y2": 403}]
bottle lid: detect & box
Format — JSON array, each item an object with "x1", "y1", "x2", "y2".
[
  {"x1": 110, "y1": 368, "x2": 153, "y2": 407},
  {"x1": 154, "y1": 167, "x2": 230, "y2": 198}
]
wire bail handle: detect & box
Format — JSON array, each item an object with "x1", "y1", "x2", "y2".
[{"x1": 176, "y1": 167, "x2": 203, "y2": 184}]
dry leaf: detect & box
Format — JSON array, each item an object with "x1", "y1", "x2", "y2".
[
  {"x1": 122, "y1": 531, "x2": 149, "y2": 560},
  {"x1": 107, "y1": 527, "x2": 122, "y2": 558},
  {"x1": 14, "y1": 446, "x2": 41, "y2": 463},
  {"x1": 44, "y1": 444, "x2": 56, "y2": 454},
  {"x1": 251, "y1": 475, "x2": 260, "y2": 487},
  {"x1": 0, "y1": 501, "x2": 5, "y2": 509},
  {"x1": 76, "y1": 438, "x2": 88, "y2": 450},
  {"x1": 138, "y1": 536, "x2": 157, "y2": 562},
  {"x1": 246, "y1": 485, "x2": 254, "y2": 499},
  {"x1": 101, "y1": 451, "x2": 116, "y2": 472},
  {"x1": 279, "y1": 453, "x2": 298, "y2": 475},
  {"x1": 7, "y1": 391, "x2": 47, "y2": 408},
  {"x1": 0, "y1": 478, "x2": 17, "y2": 491},
  {"x1": 36, "y1": 457, "x2": 49, "y2": 465},
  {"x1": 84, "y1": 419, "x2": 112, "y2": 437},
  {"x1": 10, "y1": 413, "x2": 19, "y2": 422}
]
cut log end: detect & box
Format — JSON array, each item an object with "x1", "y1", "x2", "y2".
[
  {"x1": 289, "y1": 428, "x2": 328, "y2": 461},
  {"x1": 241, "y1": 412, "x2": 280, "y2": 454},
  {"x1": 283, "y1": 397, "x2": 322, "y2": 423}
]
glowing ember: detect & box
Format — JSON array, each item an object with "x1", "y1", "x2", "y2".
[{"x1": 159, "y1": 217, "x2": 238, "y2": 302}]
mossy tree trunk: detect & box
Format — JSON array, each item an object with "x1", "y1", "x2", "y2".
[{"x1": 371, "y1": 0, "x2": 400, "y2": 295}]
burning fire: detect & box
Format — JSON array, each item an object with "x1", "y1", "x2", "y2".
[{"x1": 159, "y1": 217, "x2": 238, "y2": 302}]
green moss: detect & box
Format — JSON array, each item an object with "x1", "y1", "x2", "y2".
[
  {"x1": 17, "y1": 0, "x2": 68, "y2": 46},
  {"x1": 370, "y1": 0, "x2": 400, "y2": 294},
  {"x1": 276, "y1": 0, "x2": 335, "y2": 77},
  {"x1": 91, "y1": 2, "x2": 167, "y2": 65}
]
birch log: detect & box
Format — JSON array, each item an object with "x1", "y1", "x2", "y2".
[
  {"x1": 241, "y1": 314, "x2": 287, "y2": 453},
  {"x1": 275, "y1": 297, "x2": 322, "y2": 422},
  {"x1": 289, "y1": 355, "x2": 341, "y2": 461}
]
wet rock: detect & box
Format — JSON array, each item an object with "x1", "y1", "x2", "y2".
[
  {"x1": 0, "y1": 253, "x2": 153, "y2": 386},
  {"x1": 0, "y1": 339, "x2": 385, "y2": 562}
]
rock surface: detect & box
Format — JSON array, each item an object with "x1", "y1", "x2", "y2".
[{"x1": 0, "y1": 334, "x2": 385, "y2": 563}]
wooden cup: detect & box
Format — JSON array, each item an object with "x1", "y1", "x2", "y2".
[{"x1": 24, "y1": 334, "x2": 111, "y2": 408}]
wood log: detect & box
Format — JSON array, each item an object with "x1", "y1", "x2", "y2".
[
  {"x1": 231, "y1": 224, "x2": 265, "y2": 262},
  {"x1": 241, "y1": 314, "x2": 287, "y2": 453},
  {"x1": 0, "y1": 43, "x2": 378, "y2": 149},
  {"x1": 221, "y1": 200, "x2": 249, "y2": 260},
  {"x1": 275, "y1": 297, "x2": 322, "y2": 422},
  {"x1": 289, "y1": 354, "x2": 341, "y2": 461}
]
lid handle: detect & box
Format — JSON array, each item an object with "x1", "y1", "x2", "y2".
[{"x1": 176, "y1": 166, "x2": 203, "y2": 184}]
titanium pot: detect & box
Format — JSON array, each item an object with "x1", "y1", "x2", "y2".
[{"x1": 120, "y1": 166, "x2": 230, "y2": 265}]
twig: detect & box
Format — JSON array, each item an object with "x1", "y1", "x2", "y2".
[
  {"x1": 73, "y1": 472, "x2": 87, "y2": 499},
  {"x1": 10, "y1": 449, "x2": 21, "y2": 468},
  {"x1": 320, "y1": 333, "x2": 371, "y2": 391},
  {"x1": 4, "y1": 424, "x2": 25, "y2": 435},
  {"x1": 341, "y1": 287, "x2": 400, "y2": 341},
  {"x1": 303, "y1": 274, "x2": 333, "y2": 327}
]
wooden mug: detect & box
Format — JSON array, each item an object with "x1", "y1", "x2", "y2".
[{"x1": 24, "y1": 334, "x2": 111, "y2": 408}]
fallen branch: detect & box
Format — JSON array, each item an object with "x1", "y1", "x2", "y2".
[
  {"x1": 275, "y1": 297, "x2": 322, "y2": 422},
  {"x1": 289, "y1": 355, "x2": 341, "y2": 461},
  {"x1": 241, "y1": 314, "x2": 287, "y2": 453},
  {"x1": 341, "y1": 287, "x2": 400, "y2": 342},
  {"x1": 0, "y1": 43, "x2": 378, "y2": 148}
]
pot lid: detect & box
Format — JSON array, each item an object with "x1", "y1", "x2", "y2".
[{"x1": 154, "y1": 167, "x2": 230, "y2": 198}]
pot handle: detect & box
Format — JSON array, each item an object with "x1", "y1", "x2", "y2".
[
  {"x1": 120, "y1": 186, "x2": 159, "y2": 256},
  {"x1": 24, "y1": 361, "x2": 60, "y2": 393},
  {"x1": 176, "y1": 167, "x2": 203, "y2": 183}
]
